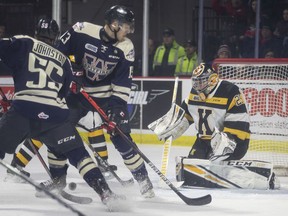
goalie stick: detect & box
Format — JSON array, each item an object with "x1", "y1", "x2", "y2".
[
  {"x1": 76, "y1": 123, "x2": 134, "y2": 187},
  {"x1": 159, "y1": 77, "x2": 179, "y2": 187},
  {"x1": 0, "y1": 159, "x2": 86, "y2": 216},
  {"x1": 27, "y1": 139, "x2": 93, "y2": 204},
  {"x1": 80, "y1": 89, "x2": 212, "y2": 206}
]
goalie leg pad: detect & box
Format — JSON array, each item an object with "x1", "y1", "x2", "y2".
[{"x1": 176, "y1": 158, "x2": 279, "y2": 189}]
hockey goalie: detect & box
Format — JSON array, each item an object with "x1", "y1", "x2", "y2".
[{"x1": 149, "y1": 62, "x2": 280, "y2": 190}]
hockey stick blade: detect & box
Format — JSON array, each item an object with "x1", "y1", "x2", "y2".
[
  {"x1": 61, "y1": 190, "x2": 93, "y2": 204},
  {"x1": 86, "y1": 142, "x2": 134, "y2": 187},
  {"x1": 0, "y1": 159, "x2": 86, "y2": 216},
  {"x1": 27, "y1": 139, "x2": 93, "y2": 205},
  {"x1": 80, "y1": 89, "x2": 212, "y2": 206}
]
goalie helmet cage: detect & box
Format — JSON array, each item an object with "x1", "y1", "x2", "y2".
[{"x1": 213, "y1": 58, "x2": 288, "y2": 176}]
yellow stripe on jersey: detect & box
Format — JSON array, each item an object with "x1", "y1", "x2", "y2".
[
  {"x1": 189, "y1": 93, "x2": 228, "y2": 105},
  {"x1": 205, "y1": 97, "x2": 228, "y2": 105},
  {"x1": 223, "y1": 127, "x2": 250, "y2": 140}
]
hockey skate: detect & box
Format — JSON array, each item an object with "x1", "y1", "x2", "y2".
[
  {"x1": 35, "y1": 175, "x2": 67, "y2": 197},
  {"x1": 138, "y1": 176, "x2": 155, "y2": 198},
  {"x1": 92, "y1": 177, "x2": 126, "y2": 211},
  {"x1": 100, "y1": 189, "x2": 127, "y2": 211}
]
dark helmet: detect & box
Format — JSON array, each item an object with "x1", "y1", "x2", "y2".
[
  {"x1": 191, "y1": 63, "x2": 219, "y2": 96},
  {"x1": 104, "y1": 5, "x2": 135, "y2": 33},
  {"x1": 35, "y1": 18, "x2": 60, "y2": 45}
]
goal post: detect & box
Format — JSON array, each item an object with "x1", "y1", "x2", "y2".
[{"x1": 213, "y1": 58, "x2": 288, "y2": 175}]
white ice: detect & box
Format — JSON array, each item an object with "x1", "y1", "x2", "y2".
[{"x1": 0, "y1": 144, "x2": 287, "y2": 216}]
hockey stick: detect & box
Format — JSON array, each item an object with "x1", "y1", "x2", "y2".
[
  {"x1": 159, "y1": 77, "x2": 179, "y2": 187},
  {"x1": 76, "y1": 123, "x2": 134, "y2": 186},
  {"x1": 80, "y1": 89, "x2": 212, "y2": 206},
  {"x1": 86, "y1": 142, "x2": 134, "y2": 187},
  {"x1": 0, "y1": 159, "x2": 86, "y2": 216},
  {"x1": 27, "y1": 139, "x2": 93, "y2": 204}
]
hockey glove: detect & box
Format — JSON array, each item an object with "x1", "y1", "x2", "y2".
[
  {"x1": 69, "y1": 81, "x2": 82, "y2": 94},
  {"x1": 103, "y1": 106, "x2": 130, "y2": 136},
  {"x1": 209, "y1": 128, "x2": 237, "y2": 162},
  {"x1": 148, "y1": 103, "x2": 188, "y2": 141},
  {"x1": 70, "y1": 61, "x2": 84, "y2": 94}
]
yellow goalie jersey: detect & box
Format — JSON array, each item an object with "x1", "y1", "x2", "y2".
[{"x1": 182, "y1": 79, "x2": 250, "y2": 158}]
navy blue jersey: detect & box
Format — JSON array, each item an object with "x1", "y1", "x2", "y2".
[
  {"x1": 0, "y1": 35, "x2": 73, "y2": 122},
  {"x1": 58, "y1": 22, "x2": 134, "y2": 107}
]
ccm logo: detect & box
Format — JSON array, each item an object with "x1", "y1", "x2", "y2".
[{"x1": 58, "y1": 135, "x2": 76, "y2": 144}]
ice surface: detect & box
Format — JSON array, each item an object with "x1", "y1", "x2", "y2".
[{"x1": 0, "y1": 144, "x2": 287, "y2": 216}]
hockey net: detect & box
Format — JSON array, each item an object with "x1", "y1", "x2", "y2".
[{"x1": 214, "y1": 58, "x2": 288, "y2": 176}]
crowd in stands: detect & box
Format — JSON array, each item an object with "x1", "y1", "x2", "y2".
[
  {"x1": 1, "y1": 0, "x2": 288, "y2": 77},
  {"x1": 133, "y1": 0, "x2": 288, "y2": 77}
]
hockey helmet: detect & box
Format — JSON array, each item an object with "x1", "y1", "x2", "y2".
[
  {"x1": 104, "y1": 5, "x2": 135, "y2": 33},
  {"x1": 191, "y1": 63, "x2": 219, "y2": 96},
  {"x1": 35, "y1": 18, "x2": 60, "y2": 45}
]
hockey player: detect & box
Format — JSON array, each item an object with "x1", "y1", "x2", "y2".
[
  {"x1": 56, "y1": 5, "x2": 155, "y2": 198},
  {"x1": 150, "y1": 62, "x2": 279, "y2": 189},
  {"x1": 0, "y1": 18, "x2": 124, "y2": 206},
  {"x1": 5, "y1": 57, "x2": 117, "y2": 181}
]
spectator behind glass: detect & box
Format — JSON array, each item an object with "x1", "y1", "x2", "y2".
[
  {"x1": 0, "y1": 23, "x2": 6, "y2": 38},
  {"x1": 175, "y1": 40, "x2": 197, "y2": 77},
  {"x1": 152, "y1": 27, "x2": 185, "y2": 77},
  {"x1": 274, "y1": 8, "x2": 288, "y2": 42},
  {"x1": 264, "y1": 48, "x2": 276, "y2": 58},
  {"x1": 134, "y1": 38, "x2": 157, "y2": 76},
  {"x1": 216, "y1": 44, "x2": 232, "y2": 58},
  {"x1": 0, "y1": 22, "x2": 11, "y2": 75},
  {"x1": 259, "y1": 24, "x2": 283, "y2": 58}
]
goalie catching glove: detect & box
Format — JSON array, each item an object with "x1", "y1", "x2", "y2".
[
  {"x1": 148, "y1": 103, "x2": 189, "y2": 141},
  {"x1": 209, "y1": 128, "x2": 237, "y2": 162}
]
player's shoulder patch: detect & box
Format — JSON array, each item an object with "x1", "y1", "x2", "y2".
[
  {"x1": 72, "y1": 22, "x2": 101, "y2": 39},
  {"x1": 116, "y1": 38, "x2": 135, "y2": 62}
]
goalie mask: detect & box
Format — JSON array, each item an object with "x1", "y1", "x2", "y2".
[
  {"x1": 35, "y1": 18, "x2": 60, "y2": 45},
  {"x1": 104, "y1": 5, "x2": 135, "y2": 34},
  {"x1": 191, "y1": 63, "x2": 219, "y2": 100}
]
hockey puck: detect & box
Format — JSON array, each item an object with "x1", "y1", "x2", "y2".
[{"x1": 68, "y1": 182, "x2": 77, "y2": 191}]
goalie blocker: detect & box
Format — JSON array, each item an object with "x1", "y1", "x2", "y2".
[{"x1": 175, "y1": 157, "x2": 280, "y2": 190}]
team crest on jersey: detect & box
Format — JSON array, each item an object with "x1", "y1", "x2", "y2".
[
  {"x1": 38, "y1": 112, "x2": 49, "y2": 119},
  {"x1": 234, "y1": 94, "x2": 244, "y2": 106},
  {"x1": 85, "y1": 43, "x2": 98, "y2": 53}
]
